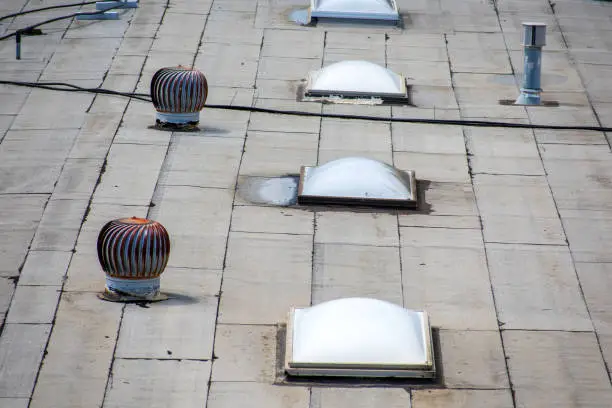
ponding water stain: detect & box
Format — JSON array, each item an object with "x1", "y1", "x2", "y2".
[
  {"x1": 237, "y1": 176, "x2": 300, "y2": 206},
  {"x1": 289, "y1": 9, "x2": 312, "y2": 26}
]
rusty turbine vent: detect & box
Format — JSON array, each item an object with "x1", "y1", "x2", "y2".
[
  {"x1": 97, "y1": 217, "x2": 171, "y2": 302},
  {"x1": 150, "y1": 66, "x2": 208, "y2": 127}
]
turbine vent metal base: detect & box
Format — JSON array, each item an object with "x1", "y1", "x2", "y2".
[
  {"x1": 156, "y1": 112, "x2": 200, "y2": 125},
  {"x1": 99, "y1": 277, "x2": 168, "y2": 303}
]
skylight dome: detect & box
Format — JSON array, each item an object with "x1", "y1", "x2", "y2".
[
  {"x1": 310, "y1": 0, "x2": 400, "y2": 21},
  {"x1": 298, "y1": 157, "x2": 417, "y2": 208},
  {"x1": 285, "y1": 298, "x2": 434, "y2": 378},
  {"x1": 305, "y1": 61, "x2": 408, "y2": 101}
]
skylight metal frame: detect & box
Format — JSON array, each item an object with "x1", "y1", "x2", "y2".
[
  {"x1": 303, "y1": 61, "x2": 410, "y2": 103},
  {"x1": 309, "y1": 0, "x2": 400, "y2": 22},
  {"x1": 297, "y1": 165, "x2": 418, "y2": 208},
  {"x1": 284, "y1": 306, "x2": 435, "y2": 378},
  {"x1": 304, "y1": 75, "x2": 409, "y2": 101}
]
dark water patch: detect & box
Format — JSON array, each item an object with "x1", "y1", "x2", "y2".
[{"x1": 237, "y1": 176, "x2": 299, "y2": 206}]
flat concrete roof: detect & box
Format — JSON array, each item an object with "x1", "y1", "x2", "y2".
[{"x1": 0, "y1": 0, "x2": 612, "y2": 407}]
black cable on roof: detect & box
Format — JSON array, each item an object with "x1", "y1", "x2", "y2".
[
  {"x1": 0, "y1": 80, "x2": 152, "y2": 102},
  {"x1": 0, "y1": 1, "x2": 98, "y2": 23},
  {"x1": 205, "y1": 104, "x2": 612, "y2": 132},
  {"x1": 1, "y1": 79, "x2": 611, "y2": 132},
  {"x1": 0, "y1": 4, "x2": 125, "y2": 41}
]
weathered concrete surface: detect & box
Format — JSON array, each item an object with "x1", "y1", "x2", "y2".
[
  {"x1": 504, "y1": 331, "x2": 612, "y2": 407},
  {"x1": 29, "y1": 293, "x2": 122, "y2": 408},
  {"x1": 208, "y1": 382, "x2": 309, "y2": 408},
  {"x1": 0, "y1": 324, "x2": 50, "y2": 398},
  {"x1": 104, "y1": 359, "x2": 212, "y2": 408},
  {"x1": 1, "y1": 0, "x2": 612, "y2": 407}
]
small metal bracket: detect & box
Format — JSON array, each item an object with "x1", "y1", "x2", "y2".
[
  {"x1": 13, "y1": 28, "x2": 43, "y2": 60},
  {"x1": 76, "y1": 1, "x2": 138, "y2": 20},
  {"x1": 15, "y1": 32, "x2": 21, "y2": 60},
  {"x1": 96, "y1": 0, "x2": 138, "y2": 11},
  {"x1": 76, "y1": 10, "x2": 120, "y2": 20}
]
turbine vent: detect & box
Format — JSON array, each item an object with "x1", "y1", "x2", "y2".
[{"x1": 150, "y1": 66, "x2": 208, "y2": 127}]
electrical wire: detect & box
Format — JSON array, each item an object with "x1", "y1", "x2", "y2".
[
  {"x1": 1, "y1": 79, "x2": 611, "y2": 132},
  {"x1": 0, "y1": 80, "x2": 151, "y2": 102},
  {"x1": 0, "y1": 4, "x2": 125, "y2": 41},
  {"x1": 0, "y1": 1, "x2": 98, "y2": 23},
  {"x1": 206, "y1": 105, "x2": 612, "y2": 132}
]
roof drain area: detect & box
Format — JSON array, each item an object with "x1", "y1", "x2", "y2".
[
  {"x1": 298, "y1": 157, "x2": 417, "y2": 208},
  {"x1": 276, "y1": 298, "x2": 441, "y2": 386},
  {"x1": 301, "y1": 61, "x2": 411, "y2": 105}
]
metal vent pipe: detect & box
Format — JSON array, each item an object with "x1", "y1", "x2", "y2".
[{"x1": 515, "y1": 22, "x2": 546, "y2": 105}]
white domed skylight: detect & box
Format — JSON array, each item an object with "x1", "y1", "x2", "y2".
[
  {"x1": 285, "y1": 298, "x2": 434, "y2": 378},
  {"x1": 310, "y1": 0, "x2": 400, "y2": 21},
  {"x1": 297, "y1": 157, "x2": 417, "y2": 208},
  {"x1": 305, "y1": 61, "x2": 408, "y2": 101}
]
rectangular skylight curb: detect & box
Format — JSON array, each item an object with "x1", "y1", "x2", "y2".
[
  {"x1": 309, "y1": 0, "x2": 400, "y2": 21},
  {"x1": 310, "y1": 11, "x2": 400, "y2": 20},
  {"x1": 284, "y1": 308, "x2": 297, "y2": 376},
  {"x1": 284, "y1": 303, "x2": 436, "y2": 379},
  {"x1": 408, "y1": 169, "x2": 418, "y2": 206},
  {"x1": 285, "y1": 366, "x2": 435, "y2": 378},
  {"x1": 421, "y1": 311, "x2": 434, "y2": 369},
  {"x1": 304, "y1": 83, "x2": 408, "y2": 99},
  {"x1": 305, "y1": 72, "x2": 408, "y2": 97}
]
